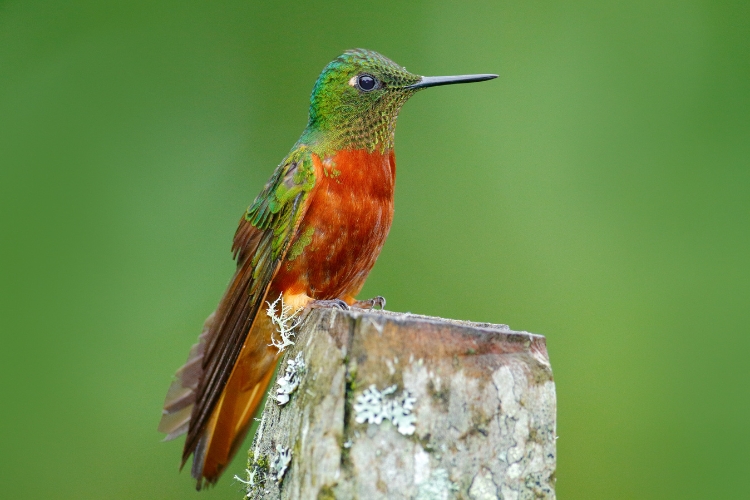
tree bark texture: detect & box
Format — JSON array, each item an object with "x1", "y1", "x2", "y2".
[{"x1": 242, "y1": 308, "x2": 556, "y2": 499}]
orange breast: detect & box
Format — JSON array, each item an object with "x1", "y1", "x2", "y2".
[{"x1": 272, "y1": 148, "x2": 396, "y2": 300}]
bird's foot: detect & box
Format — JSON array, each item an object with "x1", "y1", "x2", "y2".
[
  {"x1": 351, "y1": 295, "x2": 386, "y2": 310},
  {"x1": 308, "y1": 298, "x2": 350, "y2": 310}
]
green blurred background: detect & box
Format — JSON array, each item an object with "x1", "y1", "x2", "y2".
[{"x1": 1, "y1": 0, "x2": 748, "y2": 498}]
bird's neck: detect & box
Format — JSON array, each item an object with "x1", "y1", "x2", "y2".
[{"x1": 301, "y1": 114, "x2": 400, "y2": 156}]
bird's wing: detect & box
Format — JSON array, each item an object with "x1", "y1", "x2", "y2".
[{"x1": 158, "y1": 145, "x2": 317, "y2": 466}]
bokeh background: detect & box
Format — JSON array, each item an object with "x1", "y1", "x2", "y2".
[{"x1": 2, "y1": 0, "x2": 748, "y2": 498}]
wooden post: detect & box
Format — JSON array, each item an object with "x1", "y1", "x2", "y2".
[{"x1": 240, "y1": 309, "x2": 556, "y2": 499}]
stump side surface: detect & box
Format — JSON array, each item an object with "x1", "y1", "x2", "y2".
[{"x1": 245, "y1": 309, "x2": 556, "y2": 500}]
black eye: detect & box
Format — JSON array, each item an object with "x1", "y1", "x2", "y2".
[{"x1": 357, "y1": 74, "x2": 377, "y2": 92}]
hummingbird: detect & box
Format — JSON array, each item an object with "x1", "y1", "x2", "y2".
[{"x1": 158, "y1": 48, "x2": 496, "y2": 488}]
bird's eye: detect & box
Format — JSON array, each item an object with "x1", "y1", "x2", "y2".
[{"x1": 356, "y1": 74, "x2": 378, "y2": 92}]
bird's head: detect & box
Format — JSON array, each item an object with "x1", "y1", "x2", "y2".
[{"x1": 305, "y1": 49, "x2": 496, "y2": 153}]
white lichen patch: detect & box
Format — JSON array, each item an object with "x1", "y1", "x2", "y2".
[
  {"x1": 267, "y1": 294, "x2": 303, "y2": 353},
  {"x1": 276, "y1": 352, "x2": 305, "y2": 405},
  {"x1": 238, "y1": 446, "x2": 268, "y2": 499},
  {"x1": 234, "y1": 466, "x2": 260, "y2": 497},
  {"x1": 239, "y1": 412, "x2": 276, "y2": 499},
  {"x1": 270, "y1": 444, "x2": 291, "y2": 485},
  {"x1": 353, "y1": 384, "x2": 417, "y2": 435}
]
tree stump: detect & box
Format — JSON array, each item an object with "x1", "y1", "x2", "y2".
[{"x1": 240, "y1": 309, "x2": 556, "y2": 499}]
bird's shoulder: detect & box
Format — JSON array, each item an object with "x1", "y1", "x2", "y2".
[
  {"x1": 232, "y1": 144, "x2": 318, "y2": 262},
  {"x1": 246, "y1": 145, "x2": 317, "y2": 229}
]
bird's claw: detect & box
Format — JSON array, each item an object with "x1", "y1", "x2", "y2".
[
  {"x1": 309, "y1": 299, "x2": 350, "y2": 310},
  {"x1": 352, "y1": 295, "x2": 386, "y2": 310}
]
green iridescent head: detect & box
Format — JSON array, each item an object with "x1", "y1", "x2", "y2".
[{"x1": 302, "y1": 49, "x2": 497, "y2": 153}]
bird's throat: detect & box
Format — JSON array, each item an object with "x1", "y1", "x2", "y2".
[{"x1": 305, "y1": 95, "x2": 410, "y2": 155}]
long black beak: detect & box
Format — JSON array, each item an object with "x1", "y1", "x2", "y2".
[{"x1": 406, "y1": 74, "x2": 498, "y2": 90}]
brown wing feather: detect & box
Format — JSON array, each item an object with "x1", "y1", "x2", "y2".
[
  {"x1": 158, "y1": 312, "x2": 215, "y2": 440},
  {"x1": 158, "y1": 219, "x2": 262, "y2": 441},
  {"x1": 192, "y1": 311, "x2": 279, "y2": 484},
  {"x1": 183, "y1": 195, "x2": 310, "y2": 481},
  {"x1": 160, "y1": 147, "x2": 317, "y2": 487},
  {"x1": 181, "y1": 220, "x2": 275, "y2": 464},
  {"x1": 185, "y1": 196, "x2": 313, "y2": 470}
]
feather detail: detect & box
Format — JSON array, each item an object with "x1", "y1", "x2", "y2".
[
  {"x1": 159, "y1": 145, "x2": 318, "y2": 488},
  {"x1": 158, "y1": 312, "x2": 215, "y2": 439},
  {"x1": 192, "y1": 314, "x2": 279, "y2": 487}
]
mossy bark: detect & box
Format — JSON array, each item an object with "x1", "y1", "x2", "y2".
[{"x1": 243, "y1": 309, "x2": 556, "y2": 499}]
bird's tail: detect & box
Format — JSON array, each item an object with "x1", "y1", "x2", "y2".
[
  {"x1": 159, "y1": 311, "x2": 279, "y2": 489},
  {"x1": 158, "y1": 313, "x2": 215, "y2": 441}
]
